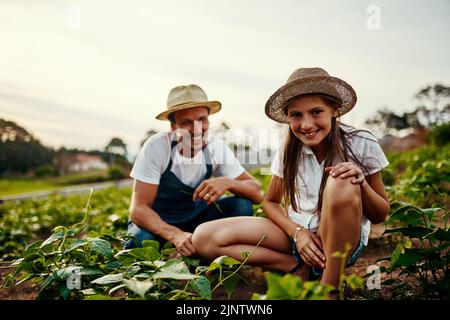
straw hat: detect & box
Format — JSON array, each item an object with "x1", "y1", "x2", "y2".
[
  {"x1": 265, "y1": 67, "x2": 357, "y2": 123},
  {"x1": 156, "y1": 84, "x2": 221, "y2": 120}
]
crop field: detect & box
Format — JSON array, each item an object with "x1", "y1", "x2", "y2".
[{"x1": 0, "y1": 145, "x2": 449, "y2": 300}]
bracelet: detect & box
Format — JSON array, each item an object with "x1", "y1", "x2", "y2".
[{"x1": 292, "y1": 225, "x2": 304, "y2": 243}]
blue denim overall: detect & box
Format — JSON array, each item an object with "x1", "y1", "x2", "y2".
[{"x1": 125, "y1": 139, "x2": 253, "y2": 249}]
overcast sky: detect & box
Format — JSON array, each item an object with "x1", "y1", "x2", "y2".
[{"x1": 1, "y1": 0, "x2": 449, "y2": 157}]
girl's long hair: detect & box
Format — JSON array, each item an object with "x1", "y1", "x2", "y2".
[{"x1": 281, "y1": 94, "x2": 376, "y2": 214}]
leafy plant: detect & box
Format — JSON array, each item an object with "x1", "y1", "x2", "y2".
[
  {"x1": 380, "y1": 201, "x2": 450, "y2": 299},
  {"x1": 2, "y1": 189, "x2": 255, "y2": 300}
]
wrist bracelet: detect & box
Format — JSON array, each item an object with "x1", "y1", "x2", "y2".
[{"x1": 292, "y1": 225, "x2": 304, "y2": 243}]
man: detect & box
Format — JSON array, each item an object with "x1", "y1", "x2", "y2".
[{"x1": 125, "y1": 84, "x2": 263, "y2": 256}]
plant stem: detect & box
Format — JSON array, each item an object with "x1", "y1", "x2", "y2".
[{"x1": 212, "y1": 235, "x2": 267, "y2": 292}]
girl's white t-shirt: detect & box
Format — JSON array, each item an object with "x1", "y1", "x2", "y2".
[
  {"x1": 271, "y1": 127, "x2": 389, "y2": 246},
  {"x1": 131, "y1": 132, "x2": 245, "y2": 188}
]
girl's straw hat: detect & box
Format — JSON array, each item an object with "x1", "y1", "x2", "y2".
[
  {"x1": 265, "y1": 67, "x2": 357, "y2": 123},
  {"x1": 156, "y1": 84, "x2": 221, "y2": 120}
]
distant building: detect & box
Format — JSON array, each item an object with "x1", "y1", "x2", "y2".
[{"x1": 55, "y1": 153, "x2": 108, "y2": 174}]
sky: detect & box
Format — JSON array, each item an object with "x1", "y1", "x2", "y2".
[{"x1": 1, "y1": 0, "x2": 449, "y2": 158}]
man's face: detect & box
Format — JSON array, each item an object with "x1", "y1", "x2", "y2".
[{"x1": 171, "y1": 107, "x2": 209, "y2": 156}]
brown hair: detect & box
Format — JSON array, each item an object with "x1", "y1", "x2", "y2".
[{"x1": 281, "y1": 93, "x2": 373, "y2": 214}]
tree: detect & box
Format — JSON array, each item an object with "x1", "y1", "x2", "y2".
[
  {"x1": 0, "y1": 119, "x2": 54, "y2": 176},
  {"x1": 365, "y1": 84, "x2": 450, "y2": 136},
  {"x1": 105, "y1": 137, "x2": 127, "y2": 157}
]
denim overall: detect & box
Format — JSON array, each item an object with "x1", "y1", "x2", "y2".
[
  {"x1": 125, "y1": 139, "x2": 253, "y2": 249},
  {"x1": 152, "y1": 139, "x2": 213, "y2": 224}
]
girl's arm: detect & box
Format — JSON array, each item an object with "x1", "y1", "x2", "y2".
[
  {"x1": 360, "y1": 171, "x2": 390, "y2": 224},
  {"x1": 263, "y1": 175, "x2": 299, "y2": 237}
]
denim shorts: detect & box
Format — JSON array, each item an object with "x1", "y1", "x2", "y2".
[{"x1": 291, "y1": 233, "x2": 365, "y2": 278}]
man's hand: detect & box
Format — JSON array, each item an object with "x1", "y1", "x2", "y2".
[
  {"x1": 193, "y1": 177, "x2": 231, "y2": 205},
  {"x1": 172, "y1": 231, "x2": 197, "y2": 257}
]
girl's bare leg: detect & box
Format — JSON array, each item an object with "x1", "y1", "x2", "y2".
[
  {"x1": 192, "y1": 216, "x2": 300, "y2": 273},
  {"x1": 318, "y1": 176, "x2": 362, "y2": 290}
]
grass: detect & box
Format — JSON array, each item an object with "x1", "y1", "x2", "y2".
[{"x1": 0, "y1": 170, "x2": 110, "y2": 196}]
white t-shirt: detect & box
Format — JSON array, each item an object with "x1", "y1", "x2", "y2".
[
  {"x1": 131, "y1": 132, "x2": 245, "y2": 188},
  {"x1": 271, "y1": 126, "x2": 389, "y2": 246}
]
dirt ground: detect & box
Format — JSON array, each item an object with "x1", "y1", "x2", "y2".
[{"x1": 0, "y1": 224, "x2": 421, "y2": 300}]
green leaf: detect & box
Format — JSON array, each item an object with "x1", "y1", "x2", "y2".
[
  {"x1": 122, "y1": 278, "x2": 154, "y2": 299},
  {"x1": 128, "y1": 246, "x2": 160, "y2": 262},
  {"x1": 104, "y1": 261, "x2": 121, "y2": 270},
  {"x1": 41, "y1": 231, "x2": 65, "y2": 247},
  {"x1": 152, "y1": 260, "x2": 197, "y2": 279},
  {"x1": 160, "y1": 259, "x2": 189, "y2": 274},
  {"x1": 390, "y1": 243, "x2": 403, "y2": 269},
  {"x1": 89, "y1": 238, "x2": 113, "y2": 259},
  {"x1": 59, "y1": 283, "x2": 71, "y2": 300},
  {"x1": 222, "y1": 272, "x2": 241, "y2": 299},
  {"x1": 264, "y1": 272, "x2": 302, "y2": 300},
  {"x1": 384, "y1": 227, "x2": 429, "y2": 238},
  {"x1": 152, "y1": 272, "x2": 197, "y2": 280},
  {"x1": 345, "y1": 274, "x2": 364, "y2": 290},
  {"x1": 395, "y1": 252, "x2": 422, "y2": 267},
  {"x1": 56, "y1": 266, "x2": 82, "y2": 280},
  {"x1": 431, "y1": 228, "x2": 450, "y2": 241},
  {"x1": 66, "y1": 239, "x2": 87, "y2": 252},
  {"x1": 191, "y1": 276, "x2": 211, "y2": 300},
  {"x1": 141, "y1": 240, "x2": 160, "y2": 251},
  {"x1": 24, "y1": 240, "x2": 43, "y2": 257},
  {"x1": 91, "y1": 273, "x2": 124, "y2": 285},
  {"x1": 79, "y1": 268, "x2": 104, "y2": 276},
  {"x1": 207, "y1": 255, "x2": 241, "y2": 272}
]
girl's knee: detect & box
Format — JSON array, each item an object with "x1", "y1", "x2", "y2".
[
  {"x1": 192, "y1": 221, "x2": 217, "y2": 256},
  {"x1": 324, "y1": 176, "x2": 361, "y2": 210}
]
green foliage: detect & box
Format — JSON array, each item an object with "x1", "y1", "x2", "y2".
[
  {"x1": 34, "y1": 165, "x2": 58, "y2": 177},
  {"x1": 107, "y1": 165, "x2": 126, "y2": 180},
  {"x1": 382, "y1": 201, "x2": 450, "y2": 299},
  {"x1": 3, "y1": 191, "x2": 254, "y2": 300},
  {"x1": 0, "y1": 188, "x2": 131, "y2": 261},
  {"x1": 252, "y1": 272, "x2": 333, "y2": 300},
  {"x1": 0, "y1": 119, "x2": 54, "y2": 176},
  {"x1": 427, "y1": 122, "x2": 450, "y2": 146},
  {"x1": 384, "y1": 145, "x2": 450, "y2": 207}
]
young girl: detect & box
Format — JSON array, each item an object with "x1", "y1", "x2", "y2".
[{"x1": 192, "y1": 67, "x2": 390, "y2": 293}]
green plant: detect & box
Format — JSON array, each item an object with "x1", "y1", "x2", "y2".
[
  {"x1": 253, "y1": 243, "x2": 363, "y2": 300},
  {"x1": 379, "y1": 200, "x2": 450, "y2": 299},
  {"x1": 2, "y1": 190, "x2": 264, "y2": 300},
  {"x1": 107, "y1": 165, "x2": 126, "y2": 180}
]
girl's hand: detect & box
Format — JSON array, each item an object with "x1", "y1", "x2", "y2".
[
  {"x1": 325, "y1": 162, "x2": 365, "y2": 184},
  {"x1": 295, "y1": 229, "x2": 326, "y2": 269}
]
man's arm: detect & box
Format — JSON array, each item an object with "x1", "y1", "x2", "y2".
[
  {"x1": 192, "y1": 171, "x2": 263, "y2": 205},
  {"x1": 130, "y1": 179, "x2": 197, "y2": 256}
]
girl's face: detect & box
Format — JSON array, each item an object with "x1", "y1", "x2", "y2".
[{"x1": 286, "y1": 95, "x2": 337, "y2": 151}]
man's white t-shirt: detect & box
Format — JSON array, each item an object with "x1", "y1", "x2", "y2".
[
  {"x1": 271, "y1": 126, "x2": 389, "y2": 246},
  {"x1": 131, "y1": 132, "x2": 245, "y2": 188}
]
